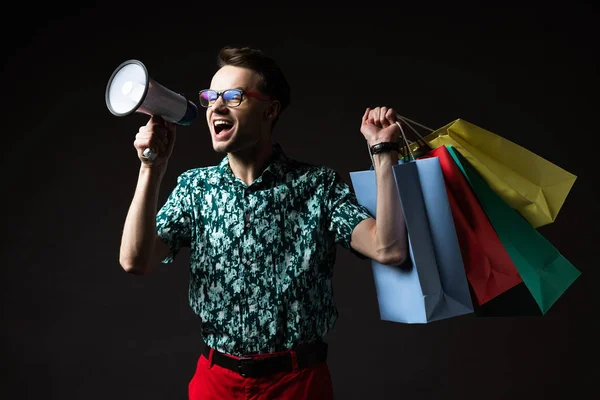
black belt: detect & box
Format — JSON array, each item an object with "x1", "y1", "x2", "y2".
[{"x1": 202, "y1": 340, "x2": 328, "y2": 378}]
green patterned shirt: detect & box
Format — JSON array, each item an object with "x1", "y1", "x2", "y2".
[{"x1": 156, "y1": 143, "x2": 372, "y2": 356}]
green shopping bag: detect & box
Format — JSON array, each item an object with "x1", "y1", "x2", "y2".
[{"x1": 446, "y1": 145, "x2": 581, "y2": 314}]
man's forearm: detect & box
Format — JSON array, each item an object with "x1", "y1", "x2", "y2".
[
  {"x1": 372, "y1": 152, "x2": 408, "y2": 265},
  {"x1": 119, "y1": 165, "x2": 166, "y2": 274}
]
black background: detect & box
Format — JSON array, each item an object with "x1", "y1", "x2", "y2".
[{"x1": 2, "y1": 3, "x2": 597, "y2": 399}]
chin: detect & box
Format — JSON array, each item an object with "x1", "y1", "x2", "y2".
[
  {"x1": 211, "y1": 136, "x2": 230, "y2": 153},
  {"x1": 212, "y1": 142, "x2": 230, "y2": 153}
]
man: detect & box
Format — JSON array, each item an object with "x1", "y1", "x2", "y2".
[{"x1": 119, "y1": 46, "x2": 408, "y2": 399}]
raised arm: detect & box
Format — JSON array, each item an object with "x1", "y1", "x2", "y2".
[
  {"x1": 350, "y1": 106, "x2": 408, "y2": 266},
  {"x1": 119, "y1": 116, "x2": 176, "y2": 275}
]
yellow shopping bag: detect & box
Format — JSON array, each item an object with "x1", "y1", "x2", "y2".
[{"x1": 396, "y1": 116, "x2": 577, "y2": 228}]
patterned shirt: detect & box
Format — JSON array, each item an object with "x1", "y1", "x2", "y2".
[{"x1": 156, "y1": 143, "x2": 372, "y2": 356}]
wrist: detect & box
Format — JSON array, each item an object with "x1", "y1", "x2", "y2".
[
  {"x1": 140, "y1": 163, "x2": 167, "y2": 181},
  {"x1": 370, "y1": 141, "x2": 400, "y2": 155},
  {"x1": 372, "y1": 151, "x2": 398, "y2": 168}
]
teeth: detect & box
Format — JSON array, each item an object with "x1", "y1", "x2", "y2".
[{"x1": 214, "y1": 120, "x2": 232, "y2": 126}]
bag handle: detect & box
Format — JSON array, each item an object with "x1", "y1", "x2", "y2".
[
  {"x1": 397, "y1": 121, "x2": 415, "y2": 162},
  {"x1": 396, "y1": 114, "x2": 435, "y2": 132},
  {"x1": 365, "y1": 113, "x2": 435, "y2": 167},
  {"x1": 365, "y1": 120, "x2": 416, "y2": 167},
  {"x1": 396, "y1": 114, "x2": 434, "y2": 153}
]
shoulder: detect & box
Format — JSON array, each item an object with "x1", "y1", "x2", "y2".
[
  {"x1": 179, "y1": 165, "x2": 220, "y2": 180},
  {"x1": 282, "y1": 157, "x2": 350, "y2": 202},
  {"x1": 172, "y1": 166, "x2": 221, "y2": 191},
  {"x1": 285, "y1": 156, "x2": 339, "y2": 182}
]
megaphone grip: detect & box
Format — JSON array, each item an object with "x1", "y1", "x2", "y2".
[{"x1": 142, "y1": 148, "x2": 157, "y2": 161}]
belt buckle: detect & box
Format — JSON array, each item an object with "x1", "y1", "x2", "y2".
[{"x1": 237, "y1": 356, "x2": 254, "y2": 377}]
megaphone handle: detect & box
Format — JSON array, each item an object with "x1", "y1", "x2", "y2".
[{"x1": 142, "y1": 148, "x2": 157, "y2": 161}]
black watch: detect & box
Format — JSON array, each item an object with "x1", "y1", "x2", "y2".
[{"x1": 370, "y1": 142, "x2": 400, "y2": 155}]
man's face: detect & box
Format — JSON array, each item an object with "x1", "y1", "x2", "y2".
[{"x1": 205, "y1": 65, "x2": 270, "y2": 154}]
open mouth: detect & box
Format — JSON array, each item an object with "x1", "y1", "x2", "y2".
[{"x1": 214, "y1": 120, "x2": 234, "y2": 135}]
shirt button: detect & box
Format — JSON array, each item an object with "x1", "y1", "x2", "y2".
[{"x1": 244, "y1": 211, "x2": 251, "y2": 228}]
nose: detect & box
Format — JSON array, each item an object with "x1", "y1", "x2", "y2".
[
  {"x1": 207, "y1": 97, "x2": 228, "y2": 120},
  {"x1": 211, "y1": 94, "x2": 229, "y2": 114}
]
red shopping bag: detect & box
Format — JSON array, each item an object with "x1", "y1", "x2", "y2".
[{"x1": 417, "y1": 145, "x2": 523, "y2": 305}]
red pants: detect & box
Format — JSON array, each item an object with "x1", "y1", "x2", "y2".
[{"x1": 188, "y1": 347, "x2": 334, "y2": 400}]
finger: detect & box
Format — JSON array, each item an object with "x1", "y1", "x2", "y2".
[
  {"x1": 141, "y1": 147, "x2": 158, "y2": 162},
  {"x1": 134, "y1": 136, "x2": 152, "y2": 153},
  {"x1": 137, "y1": 136, "x2": 164, "y2": 156},
  {"x1": 370, "y1": 107, "x2": 381, "y2": 127},
  {"x1": 163, "y1": 122, "x2": 175, "y2": 152},
  {"x1": 385, "y1": 108, "x2": 396, "y2": 126},
  {"x1": 151, "y1": 128, "x2": 168, "y2": 153},
  {"x1": 153, "y1": 137, "x2": 167, "y2": 154},
  {"x1": 154, "y1": 124, "x2": 169, "y2": 138},
  {"x1": 362, "y1": 108, "x2": 370, "y2": 124},
  {"x1": 146, "y1": 116, "x2": 159, "y2": 128},
  {"x1": 138, "y1": 126, "x2": 162, "y2": 148},
  {"x1": 137, "y1": 125, "x2": 168, "y2": 151},
  {"x1": 165, "y1": 125, "x2": 177, "y2": 153},
  {"x1": 138, "y1": 125, "x2": 152, "y2": 138},
  {"x1": 160, "y1": 117, "x2": 173, "y2": 129},
  {"x1": 367, "y1": 108, "x2": 375, "y2": 125},
  {"x1": 151, "y1": 115, "x2": 164, "y2": 125},
  {"x1": 379, "y1": 106, "x2": 389, "y2": 127},
  {"x1": 135, "y1": 131, "x2": 149, "y2": 144}
]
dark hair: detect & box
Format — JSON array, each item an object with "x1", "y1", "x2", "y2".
[{"x1": 217, "y1": 46, "x2": 291, "y2": 120}]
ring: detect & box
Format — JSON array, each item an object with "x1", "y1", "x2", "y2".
[{"x1": 142, "y1": 148, "x2": 157, "y2": 161}]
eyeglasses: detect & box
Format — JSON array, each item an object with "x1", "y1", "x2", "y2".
[{"x1": 198, "y1": 89, "x2": 270, "y2": 108}]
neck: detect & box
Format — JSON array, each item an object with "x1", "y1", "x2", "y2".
[{"x1": 228, "y1": 141, "x2": 274, "y2": 186}]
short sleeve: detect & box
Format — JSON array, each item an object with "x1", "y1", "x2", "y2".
[
  {"x1": 326, "y1": 170, "x2": 373, "y2": 259},
  {"x1": 156, "y1": 173, "x2": 193, "y2": 263}
]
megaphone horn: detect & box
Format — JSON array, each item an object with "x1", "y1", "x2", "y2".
[{"x1": 105, "y1": 59, "x2": 198, "y2": 161}]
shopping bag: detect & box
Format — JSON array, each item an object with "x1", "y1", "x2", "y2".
[
  {"x1": 349, "y1": 156, "x2": 474, "y2": 324},
  {"x1": 470, "y1": 282, "x2": 544, "y2": 317},
  {"x1": 416, "y1": 146, "x2": 523, "y2": 306},
  {"x1": 446, "y1": 145, "x2": 581, "y2": 314},
  {"x1": 401, "y1": 116, "x2": 577, "y2": 228}
]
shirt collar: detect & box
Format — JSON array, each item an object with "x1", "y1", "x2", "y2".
[{"x1": 216, "y1": 142, "x2": 289, "y2": 185}]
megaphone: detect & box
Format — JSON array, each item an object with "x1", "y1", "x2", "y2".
[{"x1": 105, "y1": 59, "x2": 198, "y2": 161}]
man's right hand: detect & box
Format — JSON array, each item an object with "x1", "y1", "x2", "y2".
[{"x1": 134, "y1": 115, "x2": 177, "y2": 167}]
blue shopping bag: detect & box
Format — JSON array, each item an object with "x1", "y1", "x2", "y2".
[{"x1": 349, "y1": 157, "x2": 474, "y2": 323}]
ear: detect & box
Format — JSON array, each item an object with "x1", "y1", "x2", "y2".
[{"x1": 265, "y1": 100, "x2": 281, "y2": 120}]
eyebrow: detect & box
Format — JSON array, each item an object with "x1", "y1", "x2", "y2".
[{"x1": 208, "y1": 87, "x2": 246, "y2": 91}]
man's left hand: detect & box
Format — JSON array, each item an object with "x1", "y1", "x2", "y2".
[{"x1": 360, "y1": 106, "x2": 401, "y2": 147}]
